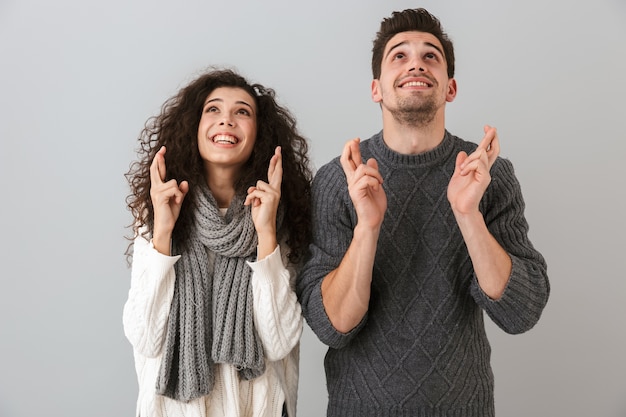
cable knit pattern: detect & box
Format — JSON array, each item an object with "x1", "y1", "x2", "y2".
[
  {"x1": 123, "y1": 235, "x2": 302, "y2": 417},
  {"x1": 297, "y1": 131, "x2": 549, "y2": 417},
  {"x1": 249, "y1": 249, "x2": 303, "y2": 361}
]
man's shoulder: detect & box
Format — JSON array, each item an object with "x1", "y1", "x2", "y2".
[
  {"x1": 447, "y1": 131, "x2": 478, "y2": 153},
  {"x1": 315, "y1": 155, "x2": 343, "y2": 177},
  {"x1": 312, "y1": 155, "x2": 346, "y2": 194},
  {"x1": 358, "y1": 132, "x2": 382, "y2": 157},
  {"x1": 448, "y1": 131, "x2": 515, "y2": 170},
  {"x1": 315, "y1": 132, "x2": 381, "y2": 174}
]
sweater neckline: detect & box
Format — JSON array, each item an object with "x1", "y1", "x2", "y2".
[{"x1": 369, "y1": 130, "x2": 455, "y2": 167}]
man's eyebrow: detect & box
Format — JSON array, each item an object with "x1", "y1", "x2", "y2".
[
  {"x1": 425, "y1": 41, "x2": 445, "y2": 58},
  {"x1": 385, "y1": 40, "x2": 407, "y2": 59},
  {"x1": 385, "y1": 40, "x2": 445, "y2": 59}
]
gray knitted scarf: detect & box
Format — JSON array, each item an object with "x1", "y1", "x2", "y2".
[{"x1": 155, "y1": 185, "x2": 265, "y2": 402}]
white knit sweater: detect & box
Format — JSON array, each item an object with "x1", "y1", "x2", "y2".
[{"x1": 123, "y1": 234, "x2": 302, "y2": 417}]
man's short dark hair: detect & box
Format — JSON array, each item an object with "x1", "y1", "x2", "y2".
[{"x1": 371, "y1": 8, "x2": 455, "y2": 79}]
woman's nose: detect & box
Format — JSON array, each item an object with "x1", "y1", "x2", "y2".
[{"x1": 219, "y1": 117, "x2": 234, "y2": 127}]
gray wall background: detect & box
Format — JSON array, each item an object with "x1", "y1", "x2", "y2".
[{"x1": 1, "y1": 0, "x2": 625, "y2": 416}]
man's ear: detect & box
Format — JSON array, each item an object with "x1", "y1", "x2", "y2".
[
  {"x1": 371, "y1": 79, "x2": 382, "y2": 103},
  {"x1": 446, "y1": 78, "x2": 457, "y2": 103}
]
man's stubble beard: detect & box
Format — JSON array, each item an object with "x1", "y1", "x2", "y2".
[{"x1": 387, "y1": 95, "x2": 439, "y2": 128}]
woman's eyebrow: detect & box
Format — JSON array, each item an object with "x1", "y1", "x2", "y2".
[
  {"x1": 204, "y1": 97, "x2": 223, "y2": 106},
  {"x1": 203, "y1": 97, "x2": 254, "y2": 110}
]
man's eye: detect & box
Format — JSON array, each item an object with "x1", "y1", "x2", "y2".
[
  {"x1": 394, "y1": 53, "x2": 405, "y2": 60},
  {"x1": 425, "y1": 53, "x2": 436, "y2": 60}
]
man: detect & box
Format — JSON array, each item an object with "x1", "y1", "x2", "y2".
[{"x1": 297, "y1": 8, "x2": 550, "y2": 417}]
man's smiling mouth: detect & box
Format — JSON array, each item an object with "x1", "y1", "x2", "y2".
[{"x1": 402, "y1": 81, "x2": 430, "y2": 87}]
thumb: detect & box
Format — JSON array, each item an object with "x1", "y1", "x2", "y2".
[
  {"x1": 177, "y1": 181, "x2": 189, "y2": 204},
  {"x1": 454, "y1": 151, "x2": 468, "y2": 173},
  {"x1": 366, "y1": 158, "x2": 379, "y2": 170},
  {"x1": 179, "y1": 180, "x2": 189, "y2": 194}
]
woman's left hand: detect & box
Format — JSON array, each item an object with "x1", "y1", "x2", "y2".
[{"x1": 245, "y1": 146, "x2": 282, "y2": 255}]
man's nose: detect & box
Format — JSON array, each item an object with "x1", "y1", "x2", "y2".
[{"x1": 408, "y1": 56, "x2": 426, "y2": 73}]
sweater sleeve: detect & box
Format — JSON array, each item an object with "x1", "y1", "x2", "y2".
[
  {"x1": 122, "y1": 234, "x2": 180, "y2": 357},
  {"x1": 296, "y1": 161, "x2": 368, "y2": 349},
  {"x1": 247, "y1": 244, "x2": 303, "y2": 361},
  {"x1": 470, "y1": 157, "x2": 550, "y2": 334}
]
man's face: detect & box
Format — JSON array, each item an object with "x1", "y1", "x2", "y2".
[{"x1": 372, "y1": 31, "x2": 456, "y2": 123}]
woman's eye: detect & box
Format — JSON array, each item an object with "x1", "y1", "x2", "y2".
[
  {"x1": 237, "y1": 109, "x2": 250, "y2": 116},
  {"x1": 205, "y1": 106, "x2": 218, "y2": 113}
]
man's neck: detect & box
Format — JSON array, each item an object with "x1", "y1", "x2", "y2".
[{"x1": 381, "y1": 111, "x2": 446, "y2": 155}]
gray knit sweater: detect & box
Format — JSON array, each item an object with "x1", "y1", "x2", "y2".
[{"x1": 297, "y1": 131, "x2": 549, "y2": 417}]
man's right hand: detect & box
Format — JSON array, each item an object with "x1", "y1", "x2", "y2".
[
  {"x1": 320, "y1": 139, "x2": 387, "y2": 333},
  {"x1": 340, "y1": 138, "x2": 387, "y2": 231}
]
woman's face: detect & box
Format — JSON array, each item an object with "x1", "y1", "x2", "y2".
[{"x1": 197, "y1": 86, "x2": 257, "y2": 173}]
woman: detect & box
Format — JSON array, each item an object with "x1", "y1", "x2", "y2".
[{"x1": 123, "y1": 68, "x2": 312, "y2": 417}]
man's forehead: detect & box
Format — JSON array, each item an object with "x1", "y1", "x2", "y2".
[{"x1": 385, "y1": 31, "x2": 444, "y2": 53}]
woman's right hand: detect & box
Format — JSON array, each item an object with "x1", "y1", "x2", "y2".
[{"x1": 150, "y1": 146, "x2": 189, "y2": 255}]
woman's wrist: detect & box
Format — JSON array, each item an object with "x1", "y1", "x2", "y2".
[
  {"x1": 152, "y1": 230, "x2": 172, "y2": 255},
  {"x1": 256, "y1": 230, "x2": 278, "y2": 260}
]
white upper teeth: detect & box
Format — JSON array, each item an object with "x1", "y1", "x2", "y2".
[
  {"x1": 213, "y1": 135, "x2": 237, "y2": 144},
  {"x1": 403, "y1": 81, "x2": 429, "y2": 87}
]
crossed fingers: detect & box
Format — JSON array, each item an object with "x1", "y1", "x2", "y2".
[
  {"x1": 150, "y1": 146, "x2": 167, "y2": 186},
  {"x1": 340, "y1": 138, "x2": 383, "y2": 189},
  {"x1": 245, "y1": 146, "x2": 282, "y2": 207},
  {"x1": 267, "y1": 146, "x2": 283, "y2": 191},
  {"x1": 459, "y1": 125, "x2": 500, "y2": 176},
  {"x1": 150, "y1": 146, "x2": 188, "y2": 206}
]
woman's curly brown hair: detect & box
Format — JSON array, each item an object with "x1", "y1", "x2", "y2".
[{"x1": 125, "y1": 68, "x2": 313, "y2": 263}]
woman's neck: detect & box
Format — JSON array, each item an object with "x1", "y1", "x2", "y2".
[{"x1": 205, "y1": 168, "x2": 237, "y2": 208}]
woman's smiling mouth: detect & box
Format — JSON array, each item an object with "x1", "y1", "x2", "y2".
[{"x1": 211, "y1": 134, "x2": 238, "y2": 144}]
